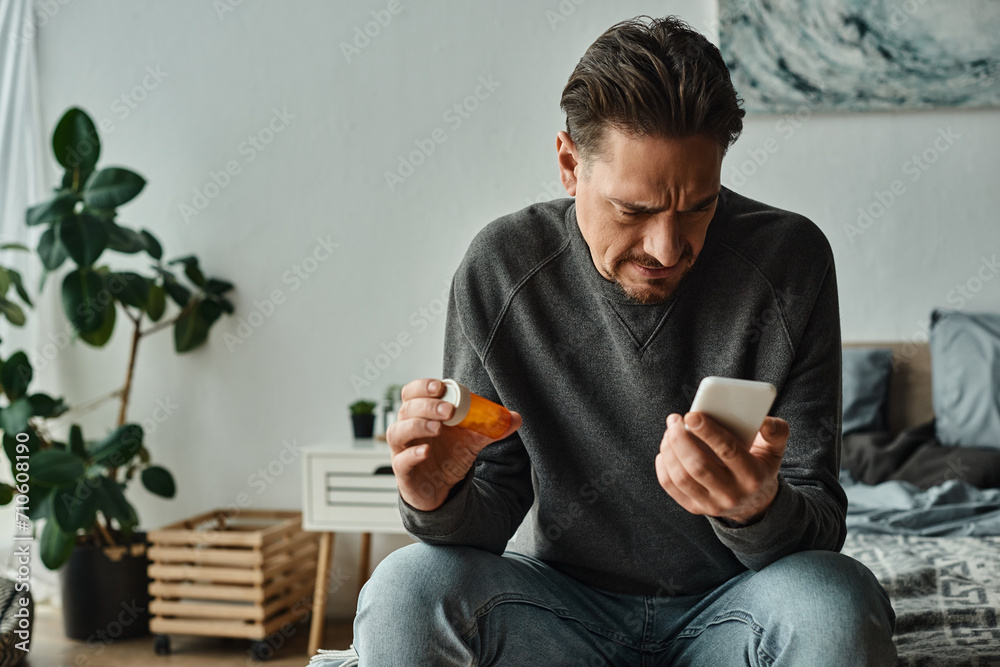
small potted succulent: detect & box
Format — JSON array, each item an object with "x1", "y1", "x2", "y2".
[{"x1": 349, "y1": 400, "x2": 377, "y2": 439}]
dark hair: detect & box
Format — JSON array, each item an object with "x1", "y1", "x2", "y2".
[{"x1": 560, "y1": 15, "x2": 745, "y2": 168}]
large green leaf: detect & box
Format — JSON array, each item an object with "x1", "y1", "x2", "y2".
[
  {"x1": 62, "y1": 268, "x2": 108, "y2": 333},
  {"x1": 79, "y1": 296, "x2": 116, "y2": 347},
  {"x1": 140, "y1": 465, "x2": 176, "y2": 498},
  {"x1": 203, "y1": 278, "x2": 234, "y2": 295},
  {"x1": 29, "y1": 486, "x2": 51, "y2": 521},
  {"x1": 0, "y1": 299, "x2": 26, "y2": 326},
  {"x1": 40, "y1": 518, "x2": 77, "y2": 569},
  {"x1": 95, "y1": 476, "x2": 138, "y2": 531},
  {"x1": 29, "y1": 393, "x2": 69, "y2": 419},
  {"x1": 52, "y1": 108, "x2": 100, "y2": 173},
  {"x1": 0, "y1": 398, "x2": 32, "y2": 433},
  {"x1": 89, "y1": 423, "x2": 143, "y2": 467},
  {"x1": 174, "y1": 298, "x2": 210, "y2": 352},
  {"x1": 31, "y1": 449, "x2": 85, "y2": 486},
  {"x1": 0, "y1": 483, "x2": 12, "y2": 505},
  {"x1": 38, "y1": 224, "x2": 69, "y2": 271},
  {"x1": 168, "y1": 255, "x2": 205, "y2": 287},
  {"x1": 83, "y1": 168, "x2": 146, "y2": 209},
  {"x1": 163, "y1": 279, "x2": 191, "y2": 308},
  {"x1": 52, "y1": 480, "x2": 99, "y2": 532},
  {"x1": 59, "y1": 212, "x2": 109, "y2": 267},
  {"x1": 1, "y1": 351, "x2": 32, "y2": 401},
  {"x1": 7, "y1": 269, "x2": 32, "y2": 307},
  {"x1": 140, "y1": 229, "x2": 162, "y2": 260},
  {"x1": 146, "y1": 283, "x2": 166, "y2": 321},
  {"x1": 105, "y1": 221, "x2": 147, "y2": 254},
  {"x1": 26, "y1": 191, "x2": 78, "y2": 227},
  {"x1": 110, "y1": 272, "x2": 148, "y2": 309}
]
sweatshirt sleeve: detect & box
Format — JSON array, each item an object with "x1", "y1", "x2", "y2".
[
  {"x1": 396, "y1": 274, "x2": 535, "y2": 555},
  {"x1": 707, "y1": 255, "x2": 848, "y2": 570}
]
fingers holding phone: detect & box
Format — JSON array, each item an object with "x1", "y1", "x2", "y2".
[{"x1": 655, "y1": 377, "x2": 788, "y2": 523}]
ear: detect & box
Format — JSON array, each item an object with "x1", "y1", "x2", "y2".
[{"x1": 556, "y1": 130, "x2": 581, "y2": 196}]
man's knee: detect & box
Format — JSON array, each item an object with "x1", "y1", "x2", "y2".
[
  {"x1": 754, "y1": 550, "x2": 895, "y2": 643},
  {"x1": 357, "y1": 542, "x2": 499, "y2": 621}
]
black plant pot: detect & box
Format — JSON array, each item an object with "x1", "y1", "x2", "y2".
[
  {"x1": 59, "y1": 533, "x2": 151, "y2": 641},
  {"x1": 352, "y1": 414, "x2": 375, "y2": 438}
]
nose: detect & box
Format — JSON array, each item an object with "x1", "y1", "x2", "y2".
[{"x1": 642, "y1": 215, "x2": 685, "y2": 267}]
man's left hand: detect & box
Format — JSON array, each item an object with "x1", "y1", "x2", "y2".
[{"x1": 654, "y1": 412, "x2": 790, "y2": 524}]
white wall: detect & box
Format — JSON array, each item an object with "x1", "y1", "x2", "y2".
[{"x1": 17, "y1": 0, "x2": 999, "y2": 621}]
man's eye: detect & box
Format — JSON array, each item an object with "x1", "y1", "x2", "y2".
[{"x1": 619, "y1": 209, "x2": 639, "y2": 217}]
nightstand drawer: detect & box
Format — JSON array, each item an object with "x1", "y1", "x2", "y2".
[{"x1": 302, "y1": 443, "x2": 406, "y2": 533}]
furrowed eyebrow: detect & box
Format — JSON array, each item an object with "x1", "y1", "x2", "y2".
[{"x1": 608, "y1": 190, "x2": 720, "y2": 214}]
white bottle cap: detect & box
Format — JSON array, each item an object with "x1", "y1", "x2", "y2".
[{"x1": 441, "y1": 379, "x2": 471, "y2": 426}]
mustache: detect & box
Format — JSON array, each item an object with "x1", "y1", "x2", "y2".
[{"x1": 615, "y1": 247, "x2": 692, "y2": 271}]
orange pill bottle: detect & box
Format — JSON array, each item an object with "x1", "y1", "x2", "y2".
[{"x1": 440, "y1": 379, "x2": 512, "y2": 439}]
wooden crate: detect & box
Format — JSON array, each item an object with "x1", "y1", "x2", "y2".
[{"x1": 147, "y1": 509, "x2": 319, "y2": 640}]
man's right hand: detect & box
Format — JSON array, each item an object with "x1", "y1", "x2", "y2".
[{"x1": 387, "y1": 378, "x2": 522, "y2": 511}]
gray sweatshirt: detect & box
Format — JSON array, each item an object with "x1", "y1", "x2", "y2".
[{"x1": 398, "y1": 185, "x2": 847, "y2": 596}]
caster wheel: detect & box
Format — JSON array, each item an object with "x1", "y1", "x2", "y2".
[
  {"x1": 249, "y1": 640, "x2": 272, "y2": 662},
  {"x1": 153, "y1": 634, "x2": 171, "y2": 655}
]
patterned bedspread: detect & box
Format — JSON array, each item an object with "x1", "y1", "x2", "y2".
[{"x1": 842, "y1": 534, "x2": 1000, "y2": 666}]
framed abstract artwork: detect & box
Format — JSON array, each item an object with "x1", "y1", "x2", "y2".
[{"x1": 718, "y1": 0, "x2": 1000, "y2": 114}]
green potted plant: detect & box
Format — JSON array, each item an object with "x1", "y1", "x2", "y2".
[
  {"x1": 350, "y1": 400, "x2": 377, "y2": 439},
  {"x1": 0, "y1": 107, "x2": 236, "y2": 640}
]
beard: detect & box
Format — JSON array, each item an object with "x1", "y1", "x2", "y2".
[{"x1": 606, "y1": 247, "x2": 694, "y2": 305}]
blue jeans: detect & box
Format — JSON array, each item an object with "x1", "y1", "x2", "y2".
[{"x1": 354, "y1": 543, "x2": 896, "y2": 666}]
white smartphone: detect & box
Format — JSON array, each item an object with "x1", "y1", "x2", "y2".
[{"x1": 687, "y1": 376, "x2": 777, "y2": 447}]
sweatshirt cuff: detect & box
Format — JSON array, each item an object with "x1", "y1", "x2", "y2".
[
  {"x1": 708, "y1": 476, "x2": 803, "y2": 556},
  {"x1": 397, "y1": 466, "x2": 475, "y2": 538}
]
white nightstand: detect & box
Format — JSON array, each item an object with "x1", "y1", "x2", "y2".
[{"x1": 302, "y1": 440, "x2": 409, "y2": 654}]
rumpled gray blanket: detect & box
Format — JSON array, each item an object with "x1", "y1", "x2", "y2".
[
  {"x1": 842, "y1": 468, "x2": 1000, "y2": 665},
  {"x1": 844, "y1": 471, "x2": 1000, "y2": 536}
]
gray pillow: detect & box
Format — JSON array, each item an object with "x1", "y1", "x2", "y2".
[
  {"x1": 930, "y1": 308, "x2": 1000, "y2": 448},
  {"x1": 842, "y1": 347, "x2": 894, "y2": 435}
]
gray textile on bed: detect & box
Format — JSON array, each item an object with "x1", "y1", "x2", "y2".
[
  {"x1": 842, "y1": 469, "x2": 1000, "y2": 665},
  {"x1": 844, "y1": 471, "x2": 1000, "y2": 536},
  {"x1": 842, "y1": 534, "x2": 1000, "y2": 667}
]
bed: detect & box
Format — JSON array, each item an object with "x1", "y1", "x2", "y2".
[{"x1": 840, "y1": 337, "x2": 1000, "y2": 666}]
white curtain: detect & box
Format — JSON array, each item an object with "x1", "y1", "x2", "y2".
[{"x1": 0, "y1": 0, "x2": 59, "y2": 603}]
